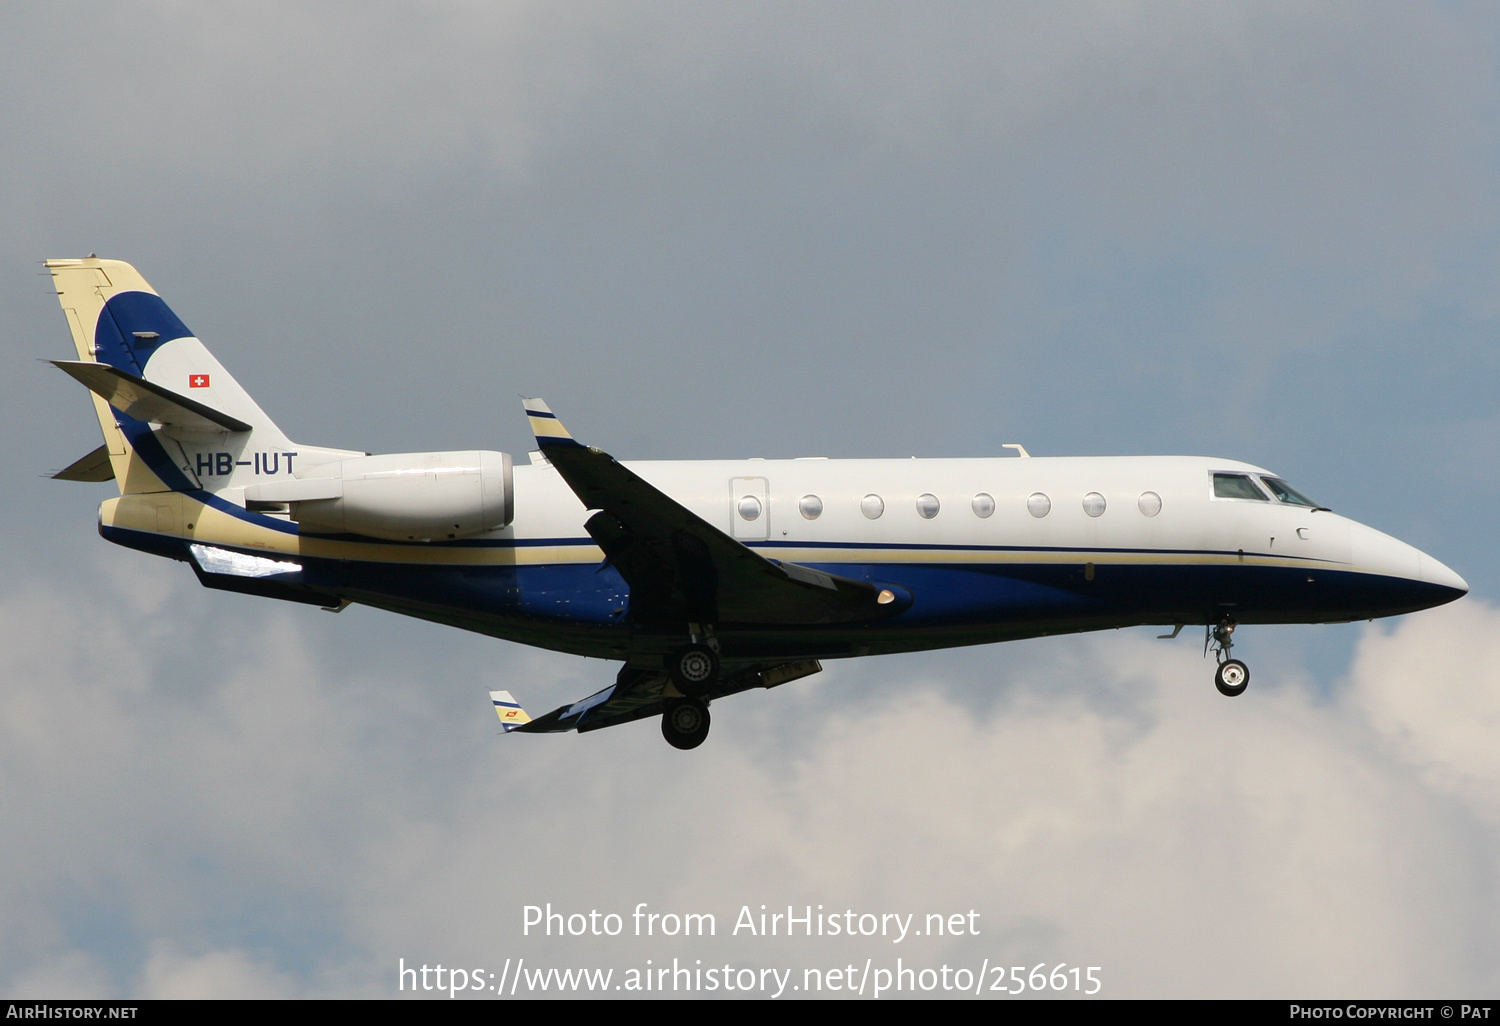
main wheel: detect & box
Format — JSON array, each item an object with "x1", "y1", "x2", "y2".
[
  {"x1": 1215, "y1": 659, "x2": 1249, "y2": 697},
  {"x1": 661, "y1": 698, "x2": 711, "y2": 750},
  {"x1": 669, "y1": 644, "x2": 719, "y2": 697}
]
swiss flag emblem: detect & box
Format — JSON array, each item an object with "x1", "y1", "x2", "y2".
[{"x1": 189, "y1": 374, "x2": 210, "y2": 388}]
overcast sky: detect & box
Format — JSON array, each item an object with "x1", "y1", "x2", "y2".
[{"x1": 3, "y1": 1, "x2": 1499, "y2": 999}]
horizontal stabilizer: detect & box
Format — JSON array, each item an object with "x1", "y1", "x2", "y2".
[
  {"x1": 51, "y1": 360, "x2": 252, "y2": 433},
  {"x1": 490, "y1": 690, "x2": 532, "y2": 732},
  {"x1": 51, "y1": 444, "x2": 115, "y2": 482}
]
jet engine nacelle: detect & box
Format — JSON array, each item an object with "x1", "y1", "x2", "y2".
[{"x1": 286, "y1": 450, "x2": 514, "y2": 541}]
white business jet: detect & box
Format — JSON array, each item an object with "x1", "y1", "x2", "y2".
[{"x1": 46, "y1": 259, "x2": 1467, "y2": 749}]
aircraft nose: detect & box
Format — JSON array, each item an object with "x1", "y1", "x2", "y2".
[
  {"x1": 1419, "y1": 552, "x2": 1469, "y2": 597},
  {"x1": 1348, "y1": 520, "x2": 1467, "y2": 613}
]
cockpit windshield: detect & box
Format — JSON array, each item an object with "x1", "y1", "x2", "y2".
[
  {"x1": 1213, "y1": 473, "x2": 1269, "y2": 500},
  {"x1": 1259, "y1": 476, "x2": 1322, "y2": 509}
]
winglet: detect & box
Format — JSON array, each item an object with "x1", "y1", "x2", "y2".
[
  {"x1": 490, "y1": 690, "x2": 532, "y2": 732},
  {"x1": 522, "y1": 398, "x2": 583, "y2": 450}
]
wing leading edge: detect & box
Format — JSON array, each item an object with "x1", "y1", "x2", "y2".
[{"x1": 521, "y1": 398, "x2": 908, "y2": 628}]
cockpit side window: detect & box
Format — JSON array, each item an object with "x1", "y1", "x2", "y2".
[
  {"x1": 1212, "y1": 473, "x2": 1269, "y2": 500},
  {"x1": 1259, "y1": 476, "x2": 1321, "y2": 508}
]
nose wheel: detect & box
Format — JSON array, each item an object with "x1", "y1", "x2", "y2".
[
  {"x1": 1207, "y1": 616, "x2": 1249, "y2": 697},
  {"x1": 1214, "y1": 658, "x2": 1249, "y2": 697}
]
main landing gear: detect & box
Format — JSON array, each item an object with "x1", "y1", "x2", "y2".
[
  {"x1": 1207, "y1": 615, "x2": 1249, "y2": 697},
  {"x1": 661, "y1": 698, "x2": 711, "y2": 750},
  {"x1": 668, "y1": 642, "x2": 719, "y2": 698},
  {"x1": 662, "y1": 626, "x2": 720, "y2": 749}
]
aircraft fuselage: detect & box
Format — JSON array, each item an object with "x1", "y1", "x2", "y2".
[{"x1": 100, "y1": 452, "x2": 1465, "y2": 665}]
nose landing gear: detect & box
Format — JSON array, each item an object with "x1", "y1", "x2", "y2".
[
  {"x1": 1215, "y1": 658, "x2": 1249, "y2": 697},
  {"x1": 1207, "y1": 616, "x2": 1249, "y2": 697}
]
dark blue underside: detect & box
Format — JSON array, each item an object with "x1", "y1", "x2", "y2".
[{"x1": 101, "y1": 524, "x2": 1462, "y2": 659}]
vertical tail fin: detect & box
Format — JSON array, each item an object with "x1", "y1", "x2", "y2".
[{"x1": 47, "y1": 258, "x2": 293, "y2": 495}]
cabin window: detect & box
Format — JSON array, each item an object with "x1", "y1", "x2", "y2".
[
  {"x1": 1083, "y1": 492, "x2": 1106, "y2": 517},
  {"x1": 799, "y1": 494, "x2": 823, "y2": 520},
  {"x1": 737, "y1": 495, "x2": 762, "y2": 521},
  {"x1": 1259, "y1": 477, "x2": 1321, "y2": 508},
  {"x1": 972, "y1": 492, "x2": 995, "y2": 518},
  {"x1": 1027, "y1": 492, "x2": 1051, "y2": 518},
  {"x1": 861, "y1": 494, "x2": 885, "y2": 519},
  {"x1": 1213, "y1": 473, "x2": 1269, "y2": 501},
  {"x1": 916, "y1": 493, "x2": 940, "y2": 519},
  {"x1": 1138, "y1": 491, "x2": 1162, "y2": 516}
]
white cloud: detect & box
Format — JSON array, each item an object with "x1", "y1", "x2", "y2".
[
  {"x1": 7, "y1": 567, "x2": 1491, "y2": 997},
  {"x1": 139, "y1": 942, "x2": 294, "y2": 1000},
  {"x1": 1351, "y1": 600, "x2": 1500, "y2": 820}
]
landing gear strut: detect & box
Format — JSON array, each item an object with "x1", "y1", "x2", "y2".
[
  {"x1": 661, "y1": 698, "x2": 711, "y2": 750},
  {"x1": 668, "y1": 623, "x2": 721, "y2": 698},
  {"x1": 663, "y1": 626, "x2": 718, "y2": 745},
  {"x1": 1207, "y1": 615, "x2": 1249, "y2": 697}
]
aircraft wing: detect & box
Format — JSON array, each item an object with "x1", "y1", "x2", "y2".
[
  {"x1": 512, "y1": 660, "x2": 822, "y2": 735},
  {"x1": 512, "y1": 669, "x2": 673, "y2": 734},
  {"x1": 523, "y1": 399, "x2": 906, "y2": 627}
]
